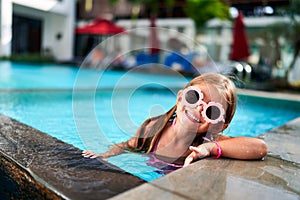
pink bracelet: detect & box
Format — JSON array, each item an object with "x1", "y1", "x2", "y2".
[
  {"x1": 212, "y1": 141, "x2": 222, "y2": 159},
  {"x1": 202, "y1": 137, "x2": 222, "y2": 159}
]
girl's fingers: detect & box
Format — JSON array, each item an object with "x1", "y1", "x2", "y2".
[
  {"x1": 189, "y1": 146, "x2": 201, "y2": 153},
  {"x1": 189, "y1": 146, "x2": 210, "y2": 160},
  {"x1": 82, "y1": 150, "x2": 92, "y2": 155},
  {"x1": 91, "y1": 154, "x2": 99, "y2": 158},
  {"x1": 82, "y1": 150, "x2": 98, "y2": 158},
  {"x1": 183, "y1": 156, "x2": 194, "y2": 167}
]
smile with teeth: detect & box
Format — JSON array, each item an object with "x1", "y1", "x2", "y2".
[{"x1": 185, "y1": 110, "x2": 201, "y2": 123}]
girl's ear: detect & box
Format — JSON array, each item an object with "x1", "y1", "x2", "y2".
[{"x1": 176, "y1": 90, "x2": 183, "y2": 104}]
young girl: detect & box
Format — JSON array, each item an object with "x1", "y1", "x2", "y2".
[{"x1": 82, "y1": 73, "x2": 267, "y2": 170}]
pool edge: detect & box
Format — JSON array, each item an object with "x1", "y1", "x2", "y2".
[
  {"x1": 0, "y1": 114, "x2": 145, "y2": 200},
  {"x1": 237, "y1": 88, "x2": 300, "y2": 102},
  {"x1": 0, "y1": 152, "x2": 65, "y2": 199}
]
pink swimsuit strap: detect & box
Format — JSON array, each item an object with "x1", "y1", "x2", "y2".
[{"x1": 150, "y1": 134, "x2": 183, "y2": 168}]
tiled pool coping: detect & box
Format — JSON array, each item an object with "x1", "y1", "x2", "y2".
[{"x1": 0, "y1": 89, "x2": 299, "y2": 199}]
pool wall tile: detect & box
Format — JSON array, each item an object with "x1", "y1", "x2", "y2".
[{"x1": 0, "y1": 154, "x2": 63, "y2": 200}]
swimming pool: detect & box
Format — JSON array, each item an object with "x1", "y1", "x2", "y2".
[{"x1": 0, "y1": 61, "x2": 300, "y2": 181}]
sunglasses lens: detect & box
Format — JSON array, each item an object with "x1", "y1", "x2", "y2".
[
  {"x1": 185, "y1": 90, "x2": 200, "y2": 104},
  {"x1": 206, "y1": 105, "x2": 221, "y2": 120}
]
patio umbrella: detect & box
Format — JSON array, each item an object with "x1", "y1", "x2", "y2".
[
  {"x1": 230, "y1": 12, "x2": 250, "y2": 61},
  {"x1": 75, "y1": 18, "x2": 126, "y2": 35},
  {"x1": 75, "y1": 18, "x2": 126, "y2": 57},
  {"x1": 149, "y1": 15, "x2": 160, "y2": 55}
]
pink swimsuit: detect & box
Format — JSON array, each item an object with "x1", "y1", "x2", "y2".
[{"x1": 146, "y1": 135, "x2": 183, "y2": 174}]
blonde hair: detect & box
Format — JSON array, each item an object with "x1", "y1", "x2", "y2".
[{"x1": 132, "y1": 73, "x2": 237, "y2": 153}]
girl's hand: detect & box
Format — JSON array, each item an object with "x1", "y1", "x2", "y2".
[
  {"x1": 183, "y1": 143, "x2": 215, "y2": 167},
  {"x1": 82, "y1": 150, "x2": 99, "y2": 159}
]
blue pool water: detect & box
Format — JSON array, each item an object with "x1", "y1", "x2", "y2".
[
  {"x1": 0, "y1": 61, "x2": 188, "y2": 90},
  {"x1": 0, "y1": 61, "x2": 300, "y2": 181}
]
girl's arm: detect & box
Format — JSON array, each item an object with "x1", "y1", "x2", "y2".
[
  {"x1": 184, "y1": 135, "x2": 267, "y2": 166},
  {"x1": 215, "y1": 136, "x2": 267, "y2": 159},
  {"x1": 82, "y1": 136, "x2": 137, "y2": 159},
  {"x1": 82, "y1": 122, "x2": 148, "y2": 159},
  {"x1": 82, "y1": 117, "x2": 156, "y2": 159}
]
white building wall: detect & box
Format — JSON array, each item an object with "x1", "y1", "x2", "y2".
[
  {"x1": 116, "y1": 18, "x2": 196, "y2": 54},
  {"x1": 0, "y1": 0, "x2": 12, "y2": 56},
  {"x1": 42, "y1": 3, "x2": 75, "y2": 61},
  {"x1": 0, "y1": 0, "x2": 75, "y2": 61}
]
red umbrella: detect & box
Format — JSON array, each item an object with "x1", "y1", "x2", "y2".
[
  {"x1": 75, "y1": 18, "x2": 126, "y2": 35},
  {"x1": 230, "y1": 12, "x2": 250, "y2": 61},
  {"x1": 149, "y1": 15, "x2": 160, "y2": 55}
]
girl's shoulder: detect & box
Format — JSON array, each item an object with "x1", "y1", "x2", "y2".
[{"x1": 218, "y1": 134, "x2": 232, "y2": 141}]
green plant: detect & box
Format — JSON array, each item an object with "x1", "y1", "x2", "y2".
[
  {"x1": 0, "y1": 53, "x2": 54, "y2": 63},
  {"x1": 184, "y1": 0, "x2": 231, "y2": 30}
]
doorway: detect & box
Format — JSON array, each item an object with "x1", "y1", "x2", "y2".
[{"x1": 12, "y1": 15, "x2": 42, "y2": 54}]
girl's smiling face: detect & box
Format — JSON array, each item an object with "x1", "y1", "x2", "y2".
[{"x1": 176, "y1": 83, "x2": 228, "y2": 135}]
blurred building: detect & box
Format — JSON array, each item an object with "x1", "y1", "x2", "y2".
[
  {"x1": 0, "y1": 0, "x2": 292, "y2": 65},
  {"x1": 224, "y1": 0, "x2": 290, "y2": 16},
  {"x1": 75, "y1": 0, "x2": 291, "y2": 60},
  {"x1": 74, "y1": 0, "x2": 195, "y2": 60},
  {"x1": 77, "y1": 0, "x2": 290, "y2": 19},
  {"x1": 205, "y1": 0, "x2": 292, "y2": 70},
  {"x1": 0, "y1": 0, "x2": 75, "y2": 61}
]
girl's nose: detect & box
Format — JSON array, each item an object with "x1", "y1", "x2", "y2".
[{"x1": 196, "y1": 104, "x2": 204, "y2": 112}]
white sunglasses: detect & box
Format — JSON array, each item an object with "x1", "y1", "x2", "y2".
[{"x1": 181, "y1": 86, "x2": 225, "y2": 124}]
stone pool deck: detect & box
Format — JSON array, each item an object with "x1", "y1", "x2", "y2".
[{"x1": 0, "y1": 89, "x2": 300, "y2": 200}]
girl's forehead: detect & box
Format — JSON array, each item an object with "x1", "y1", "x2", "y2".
[
  {"x1": 193, "y1": 84, "x2": 223, "y2": 102},
  {"x1": 189, "y1": 83, "x2": 228, "y2": 111}
]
